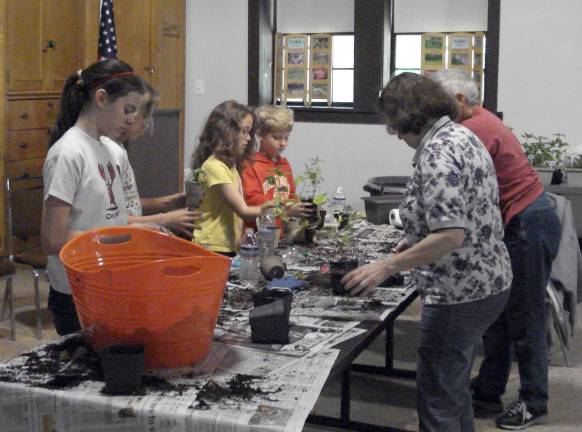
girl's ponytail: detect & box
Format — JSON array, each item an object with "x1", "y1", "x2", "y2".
[
  {"x1": 49, "y1": 59, "x2": 145, "y2": 147},
  {"x1": 49, "y1": 72, "x2": 86, "y2": 146}
]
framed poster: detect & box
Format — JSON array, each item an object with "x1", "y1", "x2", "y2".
[
  {"x1": 447, "y1": 32, "x2": 473, "y2": 72},
  {"x1": 421, "y1": 33, "x2": 445, "y2": 73},
  {"x1": 309, "y1": 34, "x2": 332, "y2": 105},
  {"x1": 283, "y1": 34, "x2": 308, "y2": 104}
]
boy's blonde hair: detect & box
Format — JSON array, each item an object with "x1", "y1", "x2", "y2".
[{"x1": 255, "y1": 105, "x2": 294, "y2": 134}]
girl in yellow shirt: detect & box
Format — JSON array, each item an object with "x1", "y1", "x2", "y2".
[{"x1": 191, "y1": 100, "x2": 270, "y2": 255}]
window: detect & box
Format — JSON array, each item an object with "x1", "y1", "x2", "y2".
[
  {"x1": 248, "y1": 0, "x2": 500, "y2": 123},
  {"x1": 394, "y1": 32, "x2": 486, "y2": 103},
  {"x1": 274, "y1": 33, "x2": 354, "y2": 106}
]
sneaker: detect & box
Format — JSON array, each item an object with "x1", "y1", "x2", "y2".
[{"x1": 495, "y1": 401, "x2": 547, "y2": 430}]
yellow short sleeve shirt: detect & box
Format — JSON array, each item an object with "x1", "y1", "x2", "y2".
[{"x1": 193, "y1": 155, "x2": 243, "y2": 253}]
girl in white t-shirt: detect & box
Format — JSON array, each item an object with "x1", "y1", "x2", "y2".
[
  {"x1": 106, "y1": 83, "x2": 201, "y2": 238},
  {"x1": 42, "y1": 59, "x2": 146, "y2": 335}
]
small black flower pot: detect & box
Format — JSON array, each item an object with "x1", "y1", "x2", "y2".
[
  {"x1": 301, "y1": 198, "x2": 319, "y2": 225},
  {"x1": 250, "y1": 296, "x2": 291, "y2": 344},
  {"x1": 252, "y1": 288, "x2": 293, "y2": 314},
  {"x1": 379, "y1": 272, "x2": 405, "y2": 287},
  {"x1": 316, "y1": 210, "x2": 326, "y2": 230},
  {"x1": 100, "y1": 344, "x2": 145, "y2": 395},
  {"x1": 338, "y1": 211, "x2": 351, "y2": 230},
  {"x1": 304, "y1": 227, "x2": 316, "y2": 244},
  {"x1": 329, "y1": 259, "x2": 358, "y2": 295}
]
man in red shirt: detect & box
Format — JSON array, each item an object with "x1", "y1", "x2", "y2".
[{"x1": 433, "y1": 69, "x2": 561, "y2": 430}]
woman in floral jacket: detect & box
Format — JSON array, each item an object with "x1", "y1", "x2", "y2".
[{"x1": 342, "y1": 73, "x2": 512, "y2": 432}]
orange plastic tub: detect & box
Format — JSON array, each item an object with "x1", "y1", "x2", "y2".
[{"x1": 60, "y1": 227, "x2": 231, "y2": 369}]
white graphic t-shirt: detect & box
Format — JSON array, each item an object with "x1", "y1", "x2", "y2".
[{"x1": 43, "y1": 127, "x2": 128, "y2": 294}]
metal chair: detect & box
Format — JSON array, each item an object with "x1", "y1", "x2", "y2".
[
  {"x1": 4, "y1": 176, "x2": 48, "y2": 339},
  {"x1": 0, "y1": 259, "x2": 16, "y2": 340}
]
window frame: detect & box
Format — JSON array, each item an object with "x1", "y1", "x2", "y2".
[{"x1": 248, "y1": 0, "x2": 500, "y2": 124}]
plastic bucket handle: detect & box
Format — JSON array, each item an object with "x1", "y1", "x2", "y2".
[{"x1": 98, "y1": 233, "x2": 133, "y2": 245}]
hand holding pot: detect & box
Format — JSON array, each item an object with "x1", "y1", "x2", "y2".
[
  {"x1": 286, "y1": 200, "x2": 315, "y2": 218},
  {"x1": 341, "y1": 258, "x2": 397, "y2": 297},
  {"x1": 162, "y1": 208, "x2": 203, "y2": 240}
]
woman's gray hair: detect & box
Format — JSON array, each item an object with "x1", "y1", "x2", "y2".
[{"x1": 431, "y1": 69, "x2": 480, "y2": 106}]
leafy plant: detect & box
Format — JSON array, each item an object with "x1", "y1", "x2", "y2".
[
  {"x1": 521, "y1": 133, "x2": 568, "y2": 168},
  {"x1": 264, "y1": 167, "x2": 295, "y2": 220},
  {"x1": 191, "y1": 167, "x2": 205, "y2": 183},
  {"x1": 333, "y1": 206, "x2": 359, "y2": 257},
  {"x1": 295, "y1": 157, "x2": 327, "y2": 205}
]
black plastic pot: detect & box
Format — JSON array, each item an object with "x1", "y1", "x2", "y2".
[
  {"x1": 252, "y1": 288, "x2": 293, "y2": 312},
  {"x1": 304, "y1": 227, "x2": 316, "y2": 244},
  {"x1": 185, "y1": 180, "x2": 204, "y2": 209},
  {"x1": 100, "y1": 344, "x2": 145, "y2": 395},
  {"x1": 301, "y1": 198, "x2": 319, "y2": 225},
  {"x1": 250, "y1": 289, "x2": 293, "y2": 344},
  {"x1": 329, "y1": 259, "x2": 358, "y2": 295}
]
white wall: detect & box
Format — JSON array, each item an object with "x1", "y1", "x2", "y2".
[
  {"x1": 497, "y1": 0, "x2": 582, "y2": 150},
  {"x1": 184, "y1": 0, "x2": 582, "y2": 210},
  {"x1": 184, "y1": 0, "x2": 248, "y2": 173},
  {"x1": 277, "y1": 0, "x2": 353, "y2": 33},
  {"x1": 395, "y1": 0, "x2": 487, "y2": 33}
]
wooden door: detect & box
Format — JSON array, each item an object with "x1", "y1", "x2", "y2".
[
  {"x1": 150, "y1": 0, "x2": 184, "y2": 109},
  {"x1": 114, "y1": 0, "x2": 151, "y2": 80},
  {"x1": 43, "y1": 0, "x2": 82, "y2": 92},
  {"x1": 6, "y1": 0, "x2": 44, "y2": 92}
]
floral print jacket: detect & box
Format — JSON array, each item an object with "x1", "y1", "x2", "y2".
[{"x1": 399, "y1": 116, "x2": 512, "y2": 305}]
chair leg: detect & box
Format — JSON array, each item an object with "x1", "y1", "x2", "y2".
[
  {"x1": 1, "y1": 278, "x2": 9, "y2": 320},
  {"x1": 33, "y1": 269, "x2": 42, "y2": 339},
  {"x1": 2, "y1": 276, "x2": 15, "y2": 340}
]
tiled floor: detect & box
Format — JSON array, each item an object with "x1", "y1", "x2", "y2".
[{"x1": 2, "y1": 267, "x2": 582, "y2": 431}]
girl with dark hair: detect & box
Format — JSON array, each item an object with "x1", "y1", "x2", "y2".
[
  {"x1": 42, "y1": 59, "x2": 146, "y2": 335},
  {"x1": 342, "y1": 73, "x2": 513, "y2": 431},
  {"x1": 104, "y1": 83, "x2": 201, "y2": 239},
  {"x1": 190, "y1": 100, "x2": 271, "y2": 255}
]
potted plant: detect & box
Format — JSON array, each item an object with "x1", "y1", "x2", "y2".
[
  {"x1": 328, "y1": 208, "x2": 359, "y2": 295},
  {"x1": 185, "y1": 168, "x2": 205, "y2": 209},
  {"x1": 295, "y1": 157, "x2": 328, "y2": 230},
  {"x1": 521, "y1": 133, "x2": 568, "y2": 185}
]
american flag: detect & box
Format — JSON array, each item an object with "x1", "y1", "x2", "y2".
[{"x1": 98, "y1": 0, "x2": 117, "y2": 60}]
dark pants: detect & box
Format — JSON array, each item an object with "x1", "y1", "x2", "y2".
[
  {"x1": 417, "y1": 290, "x2": 510, "y2": 432},
  {"x1": 47, "y1": 287, "x2": 81, "y2": 336},
  {"x1": 472, "y1": 193, "x2": 560, "y2": 411}
]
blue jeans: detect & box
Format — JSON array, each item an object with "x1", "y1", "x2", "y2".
[
  {"x1": 48, "y1": 287, "x2": 81, "y2": 336},
  {"x1": 472, "y1": 193, "x2": 560, "y2": 411},
  {"x1": 417, "y1": 290, "x2": 510, "y2": 432}
]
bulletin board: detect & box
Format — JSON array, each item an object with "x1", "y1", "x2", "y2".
[
  {"x1": 447, "y1": 32, "x2": 473, "y2": 72},
  {"x1": 309, "y1": 34, "x2": 332, "y2": 106},
  {"x1": 284, "y1": 33, "x2": 308, "y2": 105},
  {"x1": 421, "y1": 32, "x2": 445, "y2": 74}
]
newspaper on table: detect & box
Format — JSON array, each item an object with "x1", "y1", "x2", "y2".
[
  {"x1": 0, "y1": 337, "x2": 338, "y2": 432},
  {"x1": 215, "y1": 312, "x2": 365, "y2": 357}
]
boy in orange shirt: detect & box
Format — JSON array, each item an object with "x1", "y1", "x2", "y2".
[{"x1": 241, "y1": 106, "x2": 312, "y2": 234}]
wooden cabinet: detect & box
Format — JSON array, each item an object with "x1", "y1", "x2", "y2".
[
  {"x1": 6, "y1": 0, "x2": 82, "y2": 94},
  {"x1": 101, "y1": 0, "x2": 185, "y2": 110},
  {"x1": 0, "y1": 0, "x2": 185, "y2": 253},
  {"x1": 5, "y1": 98, "x2": 56, "y2": 175}
]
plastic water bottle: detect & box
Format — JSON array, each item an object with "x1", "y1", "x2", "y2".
[
  {"x1": 239, "y1": 228, "x2": 260, "y2": 287},
  {"x1": 330, "y1": 185, "x2": 347, "y2": 221},
  {"x1": 258, "y1": 208, "x2": 278, "y2": 260}
]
